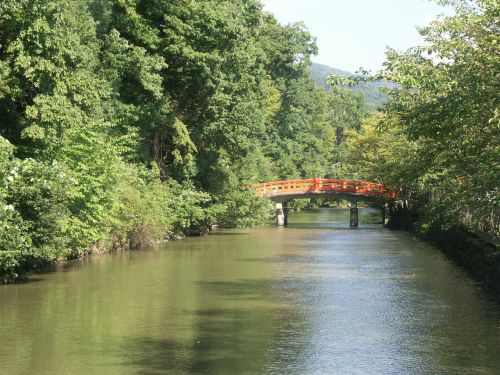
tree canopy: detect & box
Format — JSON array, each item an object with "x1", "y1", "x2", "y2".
[
  {"x1": 0, "y1": 0, "x2": 367, "y2": 281},
  {"x1": 334, "y1": 0, "x2": 499, "y2": 235}
]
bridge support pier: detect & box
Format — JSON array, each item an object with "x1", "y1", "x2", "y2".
[
  {"x1": 276, "y1": 202, "x2": 288, "y2": 226},
  {"x1": 350, "y1": 201, "x2": 358, "y2": 228},
  {"x1": 382, "y1": 203, "x2": 387, "y2": 227}
]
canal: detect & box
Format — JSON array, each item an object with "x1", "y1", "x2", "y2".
[{"x1": 1, "y1": 208, "x2": 499, "y2": 374}]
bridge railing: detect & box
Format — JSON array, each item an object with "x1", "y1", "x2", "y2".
[{"x1": 255, "y1": 178, "x2": 396, "y2": 199}]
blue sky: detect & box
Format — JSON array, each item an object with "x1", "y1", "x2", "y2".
[{"x1": 261, "y1": 0, "x2": 453, "y2": 73}]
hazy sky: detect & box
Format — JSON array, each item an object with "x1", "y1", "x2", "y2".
[{"x1": 261, "y1": 0, "x2": 453, "y2": 73}]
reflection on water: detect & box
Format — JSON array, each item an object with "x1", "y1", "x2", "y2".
[
  {"x1": 0, "y1": 209, "x2": 499, "y2": 375},
  {"x1": 286, "y1": 206, "x2": 383, "y2": 229}
]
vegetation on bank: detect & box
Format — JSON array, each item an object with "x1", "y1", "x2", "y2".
[
  {"x1": 335, "y1": 0, "x2": 499, "y2": 238},
  {"x1": 0, "y1": 0, "x2": 367, "y2": 281},
  {"x1": 335, "y1": 0, "x2": 499, "y2": 292},
  {"x1": 0, "y1": 0, "x2": 497, "y2": 282}
]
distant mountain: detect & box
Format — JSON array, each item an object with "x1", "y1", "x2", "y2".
[{"x1": 309, "y1": 63, "x2": 394, "y2": 109}]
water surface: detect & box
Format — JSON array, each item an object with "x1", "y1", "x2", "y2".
[{"x1": 1, "y1": 208, "x2": 499, "y2": 374}]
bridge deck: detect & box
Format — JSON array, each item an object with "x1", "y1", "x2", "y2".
[{"x1": 256, "y1": 178, "x2": 396, "y2": 202}]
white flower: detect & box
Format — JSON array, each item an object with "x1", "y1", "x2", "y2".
[{"x1": 4, "y1": 204, "x2": 14, "y2": 211}]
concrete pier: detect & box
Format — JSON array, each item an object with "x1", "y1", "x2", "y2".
[
  {"x1": 276, "y1": 202, "x2": 289, "y2": 226},
  {"x1": 276, "y1": 203, "x2": 285, "y2": 226},
  {"x1": 350, "y1": 201, "x2": 358, "y2": 228},
  {"x1": 382, "y1": 203, "x2": 387, "y2": 227}
]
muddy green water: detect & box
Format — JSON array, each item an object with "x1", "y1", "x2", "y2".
[{"x1": 1, "y1": 208, "x2": 499, "y2": 375}]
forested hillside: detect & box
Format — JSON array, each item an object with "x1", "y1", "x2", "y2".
[
  {"x1": 0, "y1": 0, "x2": 367, "y2": 281},
  {"x1": 310, "y1": 63, "x2": 393, "y2": 108}
]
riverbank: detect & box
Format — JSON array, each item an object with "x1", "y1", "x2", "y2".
[
  {"x1": 0, "y1": 227, "x2": 193, "y2": 284},
  {"x1": 387, "y1": 207, "x2": 500, "y2": 296}
]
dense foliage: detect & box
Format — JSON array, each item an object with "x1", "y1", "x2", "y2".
[
  {"x1": 0, "y1": 0, "x2": 367, "y2": 281},
  {"x1": 337, "y1": 0, "x2": 499, "y2": 236},
  {"x1": 3, "y1": 0, "x2": 492, "y2": 282}
]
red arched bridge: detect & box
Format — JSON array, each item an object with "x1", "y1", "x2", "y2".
[{"x1": 255, "y1": 178, "x2": 397, "y2": 228}]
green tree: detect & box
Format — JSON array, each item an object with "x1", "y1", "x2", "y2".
[
  {"x1": 337, "y1": 0, "x2": 499, "y2": 235},
  {"x1": 0, "y1": 0, "x2": 356, "y2": 281}
]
